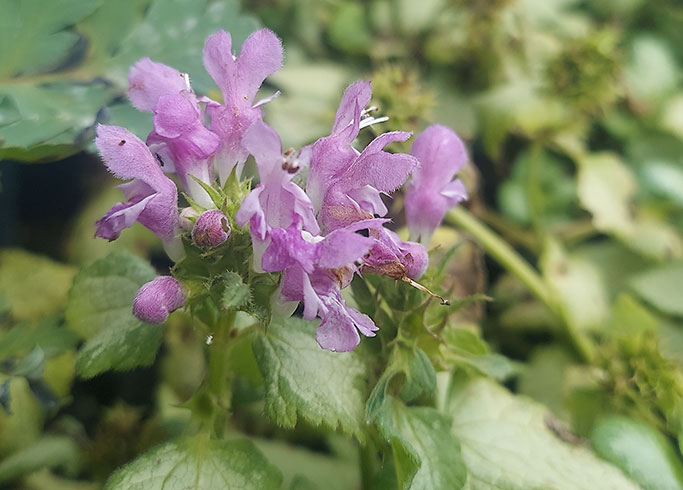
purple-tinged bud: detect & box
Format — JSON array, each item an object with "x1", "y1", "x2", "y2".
[
  {"x1": 191, "y1": 209, "x2": 231, "y2": 248},
  {"x1": 133, "y1": 276, "x2": 186, "y2": 324},
  {"x1": 399, "y1": 241, "x2": 429, "y2": 279}
]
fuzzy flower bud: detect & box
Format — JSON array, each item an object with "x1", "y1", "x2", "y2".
[
  {"x1": 191, "y1": 209, "x2": 231, "y2": 248},
  {"x1": 133, "y1": 276, "x2": 186, "y2": 324}
]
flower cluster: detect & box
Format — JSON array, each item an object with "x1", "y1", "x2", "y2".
[{"x1": 95, "y1": 28, "x2": 467, "y2": 351}]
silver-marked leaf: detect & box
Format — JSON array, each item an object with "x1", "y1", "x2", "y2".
[
  {"x1": 253, "y1": 316, "x2": 368, "y2": 440},
  {"x1": 105, "y1": 437, "x2": 281, "y2": 490},
  {"x1": 448, "y1": 378, "x2": 640, "y2": 490}
]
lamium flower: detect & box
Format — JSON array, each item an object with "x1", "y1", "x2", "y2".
[
  {"x1": 128, "y1": 58, "x2": 219, "y2": 208},
  {"x1": 133, "y1": 276, "x2": 186, "y2": 324},
  {"x1": 307, "y1": 81, "x2": 420, "y2": 232},
  {"x1": 362, "y1": 228, "x2": 429, "y2": 280},
  {"x1": 261, "y1": 219, "x2": 383, "y2": 351},
  {"x1": 235, "y1": 121, "x2": 318, "y2": 269},
  {"x1": 94, "y1": 125, "x2": 182, "y2": 258},
  {"x1": 405, "y1": 124, "x2": 468, "y2": 244},
  {"x1": 192, "y1": 209, "x2": 231, "y2": 248},
  {"x1": 203, "y1": 28, "x2": 283, "y2": 184}
]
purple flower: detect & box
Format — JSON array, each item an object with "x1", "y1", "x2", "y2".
[
  {"x1": 203, "y1": 28, "x2": 283, "y2": 184},
  {"x1": 261, "y1": 220, "x2": 381, "y2": 351},
  {"x1": 307, "y1": 81, "x2": 420, "y2": 232},
  {"x1": 94, "y1": 125, "x2": 180, "y2": 250},
  {"x1": 128, "y1": 58, "x2": 219, "y2": 208},
  {"x1": 133, "y1": 276, "x2": 186, "y2": 324},
  {"x1": 405, "y1": 124, "x2": 468, "y2": 243},
  {"x1": 362, "y1": 228, "x2": 429, "y2": 280},
  {"x1": 192, "y1": 209, "x2": 231, "y2": 248},
  {"x1": 235, "y1": 121, "x2": 318, "y2": 269}
]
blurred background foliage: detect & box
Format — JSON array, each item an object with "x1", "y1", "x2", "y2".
[{"x1": 1, "y1": 0, "x2": 683, "y2": 488}]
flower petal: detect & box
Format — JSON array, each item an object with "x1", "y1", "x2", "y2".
[
  {"x1": 153, "y1": 93, "x2": 200, "y2": 139},
  {"x1": 202, "y1": 30, "x2": 236, "y2": 101},
  {"x1": 235, "y1": 28, "x2": 283, "y2": 103},
  {"x1": 242, "y1": 120, "x2": 282, "y2": 178},
  {"x1": 331, "y1": 80, "x2": 371, "y2": 135},
  {"x1": 95, "y1": 194, "x2": 155, "y2": 241},
  {"x1": 318, "y1": 229, "x2": 374, "y2": 269},
  {"x1": 410, "y1": 124, "x2": 467, "y2": 188},
  {"x1": 128, "y1": 58, "x2": 187, "y2": 113},
  {"x1": 315, "y1": 296, "x2": 362, "y2": 352},
  {"x1": 95, "y1": 125, "x2": 166, "y2": 187}
]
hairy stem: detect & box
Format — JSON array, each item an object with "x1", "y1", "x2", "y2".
[{"x1": 207, "y1": 310, "x2": 237, "y2": 437}]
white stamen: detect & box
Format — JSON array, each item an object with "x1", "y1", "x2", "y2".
[
  {"x1": 301, "y1": 230, "x2": 325, "y2": 244},
  {"x1": 181, "y1": 73, "x2": 191, "y2": 92},
  {"x1": 206, "y1": 334, "x2": 214, "y2": 345},
  {"x1": 361, "y1": 106, "x2": 378, "y2": 116},
  {"x1": 359, "y1": 116, "x2": 389, "y2": 130}
]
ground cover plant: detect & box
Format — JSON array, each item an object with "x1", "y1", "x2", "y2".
[{"x1": 1, "y1": 1, "x2": 682, "y2": 489}]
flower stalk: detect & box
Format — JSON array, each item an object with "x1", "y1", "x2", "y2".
[
  {"x1": 447, "y1": 206, "x2": 593, "y2": 362},
  {"x1": 206, "y1": 310, "x2": 237, "y2": 437}
]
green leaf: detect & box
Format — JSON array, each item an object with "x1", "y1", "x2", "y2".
[
  {"x1": 447, "y1": 378, "x2": 641, "y2": 490},
  {"x1": 441, "y1": 328, "x2": 515, "y2": 381},
  {"x1": 105, "y1": 437, "x2": 282, "y2": 490},
  {"x1": 624, "y1": 36, "x2": 679, "y2": 107},
  {"x1": 542, "y1": 240, "x2": 609, "y2": 332},
  {"x1": 221, "y1": 272, "x2": 251, "y2": 310},
  {"x1": 252, "y1": 316, "x2": 368, "y2": 440},
  {"x1": 376, "y1": 397, "x2": 468, "y2": 490},
  {"x1": 389, "y1": 344, "x2": 436, "y2": 403},
  {"x1": 254, "y1": 437, "x2": 359, "y2": 490},
  {"x1": 0, "y1": 81, "x2": 114, "y2": 162},
  {"x1": 630, "y1": 262, "x2": 683, "y2": 317},
  {"x1": 0, "y1": 0, "x2": 260, "y2": 162},
  {"x1": 75, "y1": 321, "x2": 163, "y2": 378},
  {"x1": 518, "y1": 345, "x2": 576, "y2": 421},
  {"x1": 0, "y1": 249, "x2": 76, "y2": 322},
  {"x1": 0, "y1": 0, "x2": 101, "y2": 77},
  {"x1": 0, "y1": 317, "x2": 79, "y2": 360},
  {"x1": 65, "y1": 252, "x2": 163, "y2": 378},
  {"x1": 97, "y1": 0, "x2": 259, "y2": 92},
  {"x1": 0, "y1": 435, "x2": 80, "y2": 485},
  {"x1": 366, "y1": 345, "x2": 437, "y2": 422},
  {"x1": 577, "y1": 153, "x2": 636, "y2": 235},
  {"x1": 591, "y1": 415, "x2": 683, "y2": 490},
  {"x1": 0, "y1": 376, "x2": 44, "y2": 458},
  {"x1": 66, "y1": 251, "x2": 156, "y2": 339}
]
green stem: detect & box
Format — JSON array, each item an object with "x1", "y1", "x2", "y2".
[
  {"x1": 207, "y1": 310, "x2": 236, "y2": 437},
  {"x1": 447, "y1": 207, "x2": 553, "y2": 307},
  {"x1": 359, "y1": 440, "x2": 376, "y2": 490},
  {"x1": 447, "y1": 207, "x2": 593, "y2": 362}
]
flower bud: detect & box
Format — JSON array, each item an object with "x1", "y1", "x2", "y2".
[
  {"x1": 191, "y1": 209, "x2": 231, "y2": 248},
  {"x1": 133, "y1": 276, "x2": 186, "y2": 324},
  {"x1": 399, "y1": 241, "x2": 428, "y2": 279}
]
